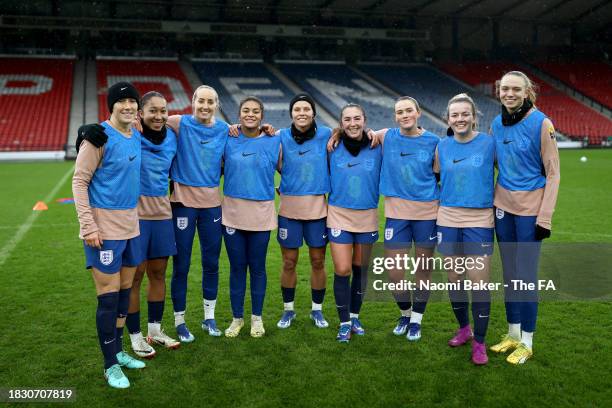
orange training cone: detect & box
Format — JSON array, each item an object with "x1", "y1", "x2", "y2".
[{"x1": 33, "y1": 201, "x2": 48, "y2": 211}]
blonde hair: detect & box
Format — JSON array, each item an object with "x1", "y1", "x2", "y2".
[
  {"x1": 192, "y1": 85, "x2": 219, "y2": 105},
  {"x1": 445, "y1": 93, "x2": 480, "y2": 130},
  {"x1": 496, "y1": 71, "x2": 538, "y2": 105}
]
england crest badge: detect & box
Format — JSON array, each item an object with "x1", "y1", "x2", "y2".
[
  {"x1": 176, "y1": 217, "x2": 188, "y2": 230},
  {"x1": 100, "y1": 250, "x2": 113, "y2": 266}
]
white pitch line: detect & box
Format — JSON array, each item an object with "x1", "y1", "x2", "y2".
[{"x1": 0, "y1": 165, "x2": 74, "y2": 267}]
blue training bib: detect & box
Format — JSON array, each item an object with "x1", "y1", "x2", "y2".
[
  {"x1": 140, "y1": 127, "x2": 177, "y2": 197},
  {"x1": 223, "y1": 133, "x2": 281, "y2": 200},
  {"x1": 279, "y1": 126, "x2": 331, "y2": 196},
  {"x1": 493, "y1": 109, "x2": 547, "y2": 191},
  {"x1": 438, "y1": 133, "x2": 494, "y2": 208},
  {"x1": 170, "y1": 115, "x2": 228, "y2": 187},
  {"x1": 379, "y1": 128, "x2": 440, "y2": 201},
  {"x1": 89, "y1": 122, "x2": 141, "y2": 210},
  {"x1": 329, "y1": 141, "x2": 382, "y2": 210}
]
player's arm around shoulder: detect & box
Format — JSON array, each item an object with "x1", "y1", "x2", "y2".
[{"x1": 166, "y1": 115, "x2": 181, "y2": 135}]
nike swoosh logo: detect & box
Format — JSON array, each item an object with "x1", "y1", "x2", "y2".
[
  {"x1": 120, "y1": 87, "x2": 127, "y2": 91},
  {"x1": 503, "y1": 139, "x2": 513, "y2": 144},
  {"x1": 400, "y1": 152, "x2": 413, "y2": 157},
  {"x1": 151, "y1": 149, "x2": 162, "y2": 153},
  {"x1": 200, "y1": 140, "x2": 211, "y2": 144},
  {"x1": 453, "y1": 158, "x2": 466, "y2": 164},
  {"x1": 429, "y1": 236, "x2": 437, "y2": 240},
  {"x1": 129, "y1": 156, "x2": 136, "y2": 161},
  {"x1": 242, "y1": 152, "x2": 256, "y2": 157},
  {"x1": 478, "y1": 314, "x2": 489, "y2": 318},
  {"x1": 371, "y1": 232, "x2": 378, "y2": 236},
  {"x1": 104, "y1": 339, "x2": 115, "y2": 344},
  {"x1": 348, "y1": 163, "x2": 360, "y2": 168},
  {"x1": 213, "y1": 217, "x2": 221, "y2": 222},
  {"x1": 298, "y1": 149, "x2": 311, "y2": 155},
  {"x1": 322, "y1": 235, "x2": 328, "y2": 239}
]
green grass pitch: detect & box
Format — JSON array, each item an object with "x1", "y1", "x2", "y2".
[{"x1": 0, "y1": 149, "x2": 611, "y2": 407}]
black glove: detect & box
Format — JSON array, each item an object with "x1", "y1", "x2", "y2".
[
  {"x1": 76, "y1": 124, "x2": 107, "y2": 153},
  {"x1": 534, "y1": 224, "x2": 551, "y2": 241}
]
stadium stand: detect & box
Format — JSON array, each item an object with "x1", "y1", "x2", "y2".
[
  {"x1": 276, "y1": 62, "x2": 449, "y2": 135},
  {"x1": 357, "y1": 63, "x2": 496, "y2": 135},
  {"x1": 191, "y1": 60, "x2": 297, "y2": 128},
  {"x1": 534, "y1": 61, "x2": 612, "y2": 110},
  {"x1": 276, "y1": 62, "x2": 397, "y2": 131},
  {"x1": 96, "y1": 59, "x2": 193, "y2": 121},
  {"x1": 438, "y1": 62, "x2": 612, "y2": 145},
  {"x1": 0, "y1": 57, "x2": 74, "y2": 151}
]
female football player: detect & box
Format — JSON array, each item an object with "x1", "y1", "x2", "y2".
[
  {"x1": 165, "y1": 85, "x2": 229, "y2": 342},
  {"x1": 328, "y1": 103, "x2": 382, "y2": 343},
  {"x1": 124, "y1": 92, "x2": 180, "y2": 358},
  {"x1": 489, "y1": 71, "x2": 560, "y2": 365},
  {"x1": 376, "y1": 96, "x2": 440, "y2": 341},
  {"x1": 222, "y1": 96, "x2": 281, "y2": 338},
  {"x1": 275, "y1": 94, "x2": 331, "y2": 330},
  {"x1": 434, "y1": 93, "x2": 494, "y2": 365},
  {"x1": 73, "y1": 82, "x2": 146, "y2": 388}
]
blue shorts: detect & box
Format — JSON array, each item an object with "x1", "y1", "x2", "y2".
[
  {"x1": 138, "y1": 219, "x2": 177, "y2": 260},
  {"x1": 328, "y1": 228, "x2": 379, "y2": 245},
  {"x1": 436, "y1": 226, "x2": 494, "y2": 256},
  {"x1": 277, "y1": 216, "x2": 327, "y2": 249},
  {"x1": 384, "y1": 218, "x2": 437, "y2": 249},
  {"x1": 84, "y1": 237, "x2": 143, "y2": 274}
]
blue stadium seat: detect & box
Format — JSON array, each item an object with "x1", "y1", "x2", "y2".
[
  {"x1": 192, "y1": 61, "x2": 296, "y2": 129},
  {"x1": 277, "y1": 62, "x2": 446, "y2": 135},
  {"x1": 357, "y1": 64, "x2": 499, "y2": 134}
]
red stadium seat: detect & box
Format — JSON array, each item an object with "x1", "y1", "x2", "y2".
[
  {"x1": 96, "y1": 59, "x2": 194, "y2": 121},
  {"x1": 438, "y1": 62, "x2": 612, "y2": 145},
  {"x1": 535, "y1": 61, "x2": 612, "y2": 110},
  {"x1": 0, "y1": 57, "x2": 74, "y2": 151}
]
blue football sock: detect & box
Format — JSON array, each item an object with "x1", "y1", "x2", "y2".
[
  {"x1": 311, "y1": 288, "x2": 326, "y2": 305},
  {"x1": 281, "y1": 286, "x2": 296, "y2": 303},
  {"x1": 350, "y1": 264, "x2": 366, "y2": 314},
  {"x1": 448, "y1": 281, "x2": 469, "y2": 328},
  {"x1": 126, "y1": 311, "x2": 140, "y2": 334},
  {"x1": 116, "y1": 288, "x2": 131, "y2": 353},
  {"x1": 334, "y1": 274, "x2": 351, "y2": 323},
  {"x1": 471, "y1": 289, "x2": 491, "y2": 343},
  {"x1": 96, "y1": 292, "x2": 119, "y2": 369},
  {"x1": 413, "y1": 287, "x2": 430, "y2": 314},
  {"x1": 148, "y1": 301, "x2": 164, "y2": 324}
]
